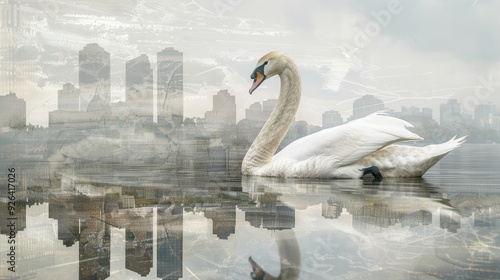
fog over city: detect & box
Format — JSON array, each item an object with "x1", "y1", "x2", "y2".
[{"x1": 2, "y1": 0, "x2": 500, "y2": 127}]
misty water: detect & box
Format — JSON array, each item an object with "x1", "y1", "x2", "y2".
[{"x1": 1, "y1": 144, "x2": 499, "y2": 279}]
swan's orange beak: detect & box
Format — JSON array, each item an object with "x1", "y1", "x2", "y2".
[
  {"x1": 249, "y1": 63, "x2": 267, "y2": 94},
  {"x1": 249, "y1": 71, "x2": 265, "y2": 94}
]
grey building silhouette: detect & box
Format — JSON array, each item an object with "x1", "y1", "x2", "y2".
[
  {"x1": 79, "y1": 43, "x2": 111, "y2": 111},
  {"x1": 205, "y1": 89, "x2": 236, "y2": 127},
  {"x1": 157, "y1": 204, "x2": 183, "y2": 280},
  {"x1": 0, "y1": 0, "x2": 38, "y2": 95},
  {"x1": 57, "y1": 83, "x2": 80, "y2": 111},
  {"x1": 245, "y1": 102, "x2": 264, "y2": 122},
  {"x1": 475, "y1": 103, "x2": 496, "y2": 128},
  {"x1": 0, "y1": 92, "x2": 26, "y2": 127},
  {"x1": 204, "y1": 205, "x2": 236, "y2": 239},
  {"x1": 322, "y1": 110, "x2": 343, "y2": 128},
  {"x1": 157, "y1": 47, "x2": 183, "y2": 126},
  {"x1": 440, "y1": 99, "x2": 462, "y2": 126},
  {"x1": 348, "y1": 94, "x2": 385, "y2": 121},
  {"x1": 126, "y1": 54, "x2": 153, "y2": 118}
]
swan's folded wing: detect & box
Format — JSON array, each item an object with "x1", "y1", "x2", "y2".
[{"x1": 273, "y1": 113, "x2": 423, "y2": 167}]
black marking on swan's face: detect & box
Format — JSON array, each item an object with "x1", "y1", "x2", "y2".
[{"x1": 249, "y1": 61, "x2": 268, "y2": 94}]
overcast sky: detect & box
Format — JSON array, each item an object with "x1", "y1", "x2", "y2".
[{"x1": 10, "y1": 0, "x2": 500, "y2": 126}]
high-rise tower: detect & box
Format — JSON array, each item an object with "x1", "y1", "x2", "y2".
[
  {"x1": 157, "y1": 47, "x2": 183, "y2": 126},
  {"x1": 79, "y1": 43, "x2": 110, "y2": 111},
  {"x1": 126, "y1": 54, "x2": 153, "y2": 118}
]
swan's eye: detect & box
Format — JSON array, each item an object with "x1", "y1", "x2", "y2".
[{"x1": 263, "y1": 61, "x2": 268, "y2": 65}]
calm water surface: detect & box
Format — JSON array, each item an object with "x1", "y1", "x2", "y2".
[{"x1": 0, "y1": 144, "x2": 499, "y2": 279}]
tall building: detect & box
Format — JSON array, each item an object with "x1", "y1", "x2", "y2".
[
  {"x1": 440, "y1": 99, "x2": 461, "y2": 126},
  {"x1": 79, "y1": 43, "x2": 110, "y2": 111},
  {"x1": 205, "y1": 89, "x2": 236, "y2": 126},
  {"x1": 0, "y1": 92, "x2": 26, "y2": 127},
  {"x1": 475, "y1": 103, "x2": 496, "y2": 128},
  {"x1": 0, "y1": 0, "x2": 39, "y2": 95},
  {"x1": 322, "y1": 110, "x2": 343, "y2": 128},
  {"x1": 57, "y1": 83, "x2": 80, "y2": 111},
  {"x1": 349, "y1": 94, "x2": 384, "y2": 121},
  {"x1": 126, "y1": 54, "x2": 153, "y2": 118},
  {"x1": 157, "y1": 47, "x2": 183, "y2": 126}
]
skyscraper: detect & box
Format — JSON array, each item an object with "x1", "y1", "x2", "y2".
[
  {"x1": 79, "y1": 43, "x2": 110, "y2": 111},
  {"x1": 157, "y1": 47, "x2": 183, "y2": 126},
  {"x1": 126, "y1": 54, "x2": 153, "y2": 118},
  {"x1": 0, "y1": 0, "x2": 38, "y2": 95}
]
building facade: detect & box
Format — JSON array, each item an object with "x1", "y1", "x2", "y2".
[
  {"x1": 0, "y1": 91, "x2": 26, "y2": 127},
  {"x1": 126, "y1": 54, "x2": 153, "y2": 118},
  {"x1": 157, "y1": 47, "x2": 183, "y2": 126},
  {"x1": 79, "y1": 43, "x2": 110, "y2": 111}
]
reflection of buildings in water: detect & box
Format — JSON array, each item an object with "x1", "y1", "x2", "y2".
[
  {"x1": 48, "y1": 194, "x2": 111, "y2": 279},
  {"x1": 157, "y1": 204, "x2": 183, "y2": 280},
  {"x1": 241, "y1": 193, "x2": 296, "y2": 230},
  {"x1": 47, "y1": 186, "x2": 185, "y2": 280},
  {"x1": 112, "y1": 208, "x2": 154, "y2": 276},
  {"x1": 439, "y1": 208, "x2": 461, "y2": 233},
  {"x1": 106, "y1": 204, "x2": 184, "y2": 280},
  {"x1": 322, "y1": 198, "x2": 343, "y2": 219},
  {"x1": 401, "y1": 210, "x2": 432, "y2": 227},
  {"x1": 202, "y1": 203, "x2": 236, "y2": 240},
  {"x1": 0, "y1": 201, "x2": 26, "y2": 235},
  {"x1": 321, "y1": 195, "x2": 439, "y2": 234},
  {"x1": 433, "y1": 212, "x2": 500, "y2": 276},
  {"x1": 0, "y1": 203, "x2": 79, "y2": 279}
]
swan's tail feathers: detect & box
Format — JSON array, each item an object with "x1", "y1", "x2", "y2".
[
  {"x1": 425, "y1": 135, "x2": 467, "y2": 157},
  {"x1": 364, "y1": 112, "x2": 424, "y2": 142},
  {"x1": 362, "y1": 136, "x2": 466, "y2": 177}
]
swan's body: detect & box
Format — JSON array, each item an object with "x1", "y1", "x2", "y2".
[{"x1": 242, "y1": 51, "x2": 465, "y2": 178}]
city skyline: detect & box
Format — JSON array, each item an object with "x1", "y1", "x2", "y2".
[
  {"x1": 2, "y1": 39, "x2": 500, "y2": 128},
  {"x1": 2, "y1": 1, "x2": 500, "y2": 127},
  {"x1": 3, "y1": 77, "x2": 500, "y2": 132}
]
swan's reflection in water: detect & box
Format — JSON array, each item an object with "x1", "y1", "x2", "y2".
[{"x1": 241, "y1": 176, "x2": 499, "y2": 279}]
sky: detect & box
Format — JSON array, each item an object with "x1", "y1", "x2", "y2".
[{"x1": 5, "y1": 0, "x2": 500, "y2": 126}]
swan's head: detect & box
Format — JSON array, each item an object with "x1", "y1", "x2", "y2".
[
  {"x1": 248, "y1": 256, "x2": 266, "y2": 279},
  {"x1": 249, "y1": 51, "x2": 287, "y2": 94}
]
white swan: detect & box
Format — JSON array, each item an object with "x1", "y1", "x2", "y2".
[{"x1": 242, "y1": 51, "x2": 466, "y2": 179}]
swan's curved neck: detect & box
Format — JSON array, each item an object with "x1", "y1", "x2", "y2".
[{"x1": 242, "y1": 59, "x2": 301, "y2": 173}]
